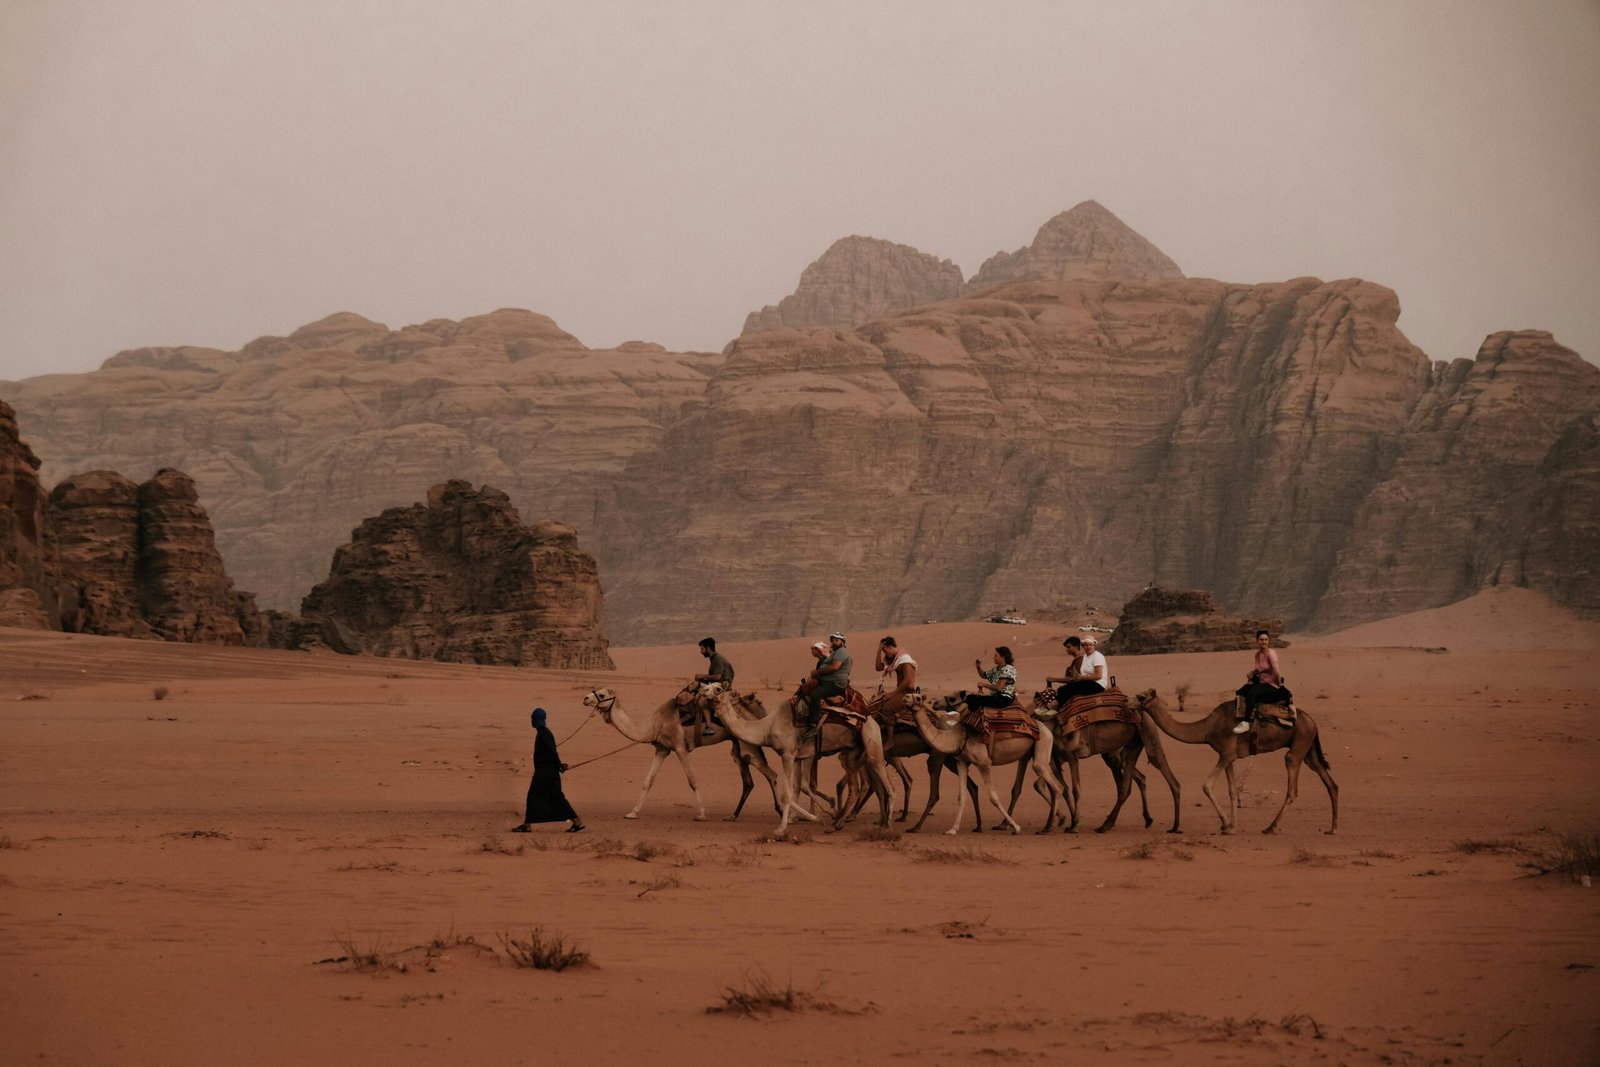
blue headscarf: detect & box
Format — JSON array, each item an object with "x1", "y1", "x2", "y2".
[{"x1": 532, "y1": 707, "x2": 548, "y2": 725}]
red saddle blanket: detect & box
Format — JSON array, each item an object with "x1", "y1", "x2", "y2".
[
  {"x1": 1059, "y1": 688, "x2": 1138, "y2": 734},
  {"x1": 959, "y1": 703, "x2": 1040, "y2": 743},
  {"x1": 818, "y1": 687, "x2": 871, "y2": 731}
]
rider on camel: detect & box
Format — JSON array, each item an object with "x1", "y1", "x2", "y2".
[{"x1": 1233, "y1": 629, "x2": 1292, "y2": 734}]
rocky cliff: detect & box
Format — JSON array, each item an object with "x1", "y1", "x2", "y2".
[
  {"x1": 741, "y1": 236, "x2": 964, "y2": 336},
  {"x1": 0, "y1": 399, "x2": 52, "y2": 627},
  {"x1": 44, "y1": 468, "x2": 263, "y2": 643},
  {"x1": 5, "y1": 210, "x2": 1595, "y2": 644},
  {"x1": 293, "y1": 480, "x2": 613, "y2": 669},
  {"x1": 1103, "y1": 588, "x2": 1283, "y2": 655},
  {"x1": 967, "y1": 200, "x2": 1185, "y2": 289}
]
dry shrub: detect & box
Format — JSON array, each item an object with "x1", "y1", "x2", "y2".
[
  {"x1": 854, "y1": 826, "x2": 902, "y2": 844},
  {"x1": 480, "y1": 836, "x2": 530, "y2": 856},
  {"x1": 152, "y1": 686, "x2": 169, "y2": 701},
  {"x1": 1522, "y1": 831, "x2": 1600, "y2": 883},
  {"x1": 912, "y1": 845, "x2": 1013, "y2": 865},
  {"x1": 333, "y1": 933, "x2": 402, "y2": 973},
  {"x1": 1453, "y1": 839, "x2": 1525, "y2": 855},
  {"x1": 18, "y1": 691, "x2": 48, "y2": 701},
  {"x1": 1290, "y1": 848, "x2": 1338, "y2": 867},
  {"x1": 497, "y1": 928, "x2": 590, "y2": 971},
  {"x1": 166, "y1": 829, "x2": 229, "y2": 840},
  {"x1": 635, "y1": 874, "x2": 683, "y2": 897},
  {"x1": 707, "y1": 970, "x2": 867, "y2": 1017},
  {"x1": 335, "y1": 860, "x2": 400, "y2": 873}
]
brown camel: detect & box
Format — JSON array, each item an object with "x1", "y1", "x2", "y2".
[
  {"x1": 1023, "y1": 690, "x2": 1183, "y2": 834},
  {"x1": 905, "y1": 692, "x2": 1067, "y2": 835},
  {"x1": 695, "y1": 683, "x2": 893, "y2": 835},
  {"x1": 580, "y1": 686, "x2": 780, "y2": 821},
  {"x1": 1135, "y1": 689, "x2": 1339, "y2": 834}
]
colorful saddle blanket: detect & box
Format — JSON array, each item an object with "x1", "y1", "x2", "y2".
[
  {"x1": 959, "y1": 703, "x2": 1040, "y2": 743},
  {"x1": 1058, "y1": 688, "x2": 1138, "y2": 734},
  {"x1": 819, "y1": 687, "x2": 871, "y2": 731}
]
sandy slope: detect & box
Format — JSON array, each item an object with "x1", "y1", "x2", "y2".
[{"x1": 2, "y1": 596, "x2": 1598, "y2": 1065}]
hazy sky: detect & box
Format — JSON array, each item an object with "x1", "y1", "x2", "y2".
[{"x1": 2, "y1": 1, "x2": 1597, "y2": 382}]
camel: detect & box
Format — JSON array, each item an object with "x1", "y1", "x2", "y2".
[
  {"x1": 696, "y1": 683, "x2": 893, "y2": 835},
  {"x1": 1021, "y1": 690, "x2": 1183, "y2": 834},
  {"x1": 905, "y1": 692, "x2": 1068, "y2": 836},
  {"x1": 835, "y1": 700, "x2": 986, "y2": 832},
  {"x1": 580, "y1": 686, "x2": 780, "y2": 822},
  {"x1": 1135, "y1": 689, "x2": 1339, "y2": 834}
]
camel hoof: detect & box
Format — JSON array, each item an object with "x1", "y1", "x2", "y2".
[
  {"x1": 895, "y1": 814, "x2": 907, "y2": 823},
  {"x1": 722, "y1": 815, "x2": 739, "y2": 822},
  {"x1": 693, "y1": 814, "x2": 707, "y2": 822},
  {"x1": 1094, "y1": 826, "x2": 1110, "y2": 834},
  {"x1": 1325, "y1": 829, "x2": 1337, "y2": 836},
  {"x1": 623, "y1": 812, "x2": 639, "y2": 820},
  {"x1": 944, "y1": 829, "x2": 959, "y2": 837},
  {"x1": 1167, "y1": 827, "x2": 1182, "y2": 835},
  {"x1": 1262, "y1": 826, "x2": 1277, "y2": 835},
  {"x1": 1143, "y1": 817, "x2": 1154, "y2": 828}
]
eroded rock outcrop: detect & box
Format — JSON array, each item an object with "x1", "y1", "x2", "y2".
[
  {"x1": 741, "y1": 236, "x2": 964, "y2": 336},
  {"x1": 46, "y1": 468, "x2": 262, "y2": 643},
  {"x1": 0, "y1": 399, "x2": 51, "y2": 621},
  {"x1": 967, "y1": 200, "x2": 1184, "y2": 289},
  {"x1": 1104, "y1": 588, "x2": 1284, "y2": 655},
  {"x1": 292, "y1": 480, "x2": 613, "y2": 669}
]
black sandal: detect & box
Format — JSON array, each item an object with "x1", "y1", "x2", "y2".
[
  {"x1": 566, "y1": 823, "x2": 585, "y2": 833},
  {"x1": 510, "y1": 825, "x2": 531, "y2": 833}
]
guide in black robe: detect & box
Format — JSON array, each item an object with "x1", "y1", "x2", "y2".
[{"x1": 511, "y1": 708, "x2": 584, "y2": 832}]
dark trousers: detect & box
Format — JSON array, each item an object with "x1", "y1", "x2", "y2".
[
  {"x1": 1236, "y1": 682, "x2": 1292, "y2": 708},
  {"x1": 1056, "y1": 680, "x2": 1104, "y2": 705},
  {"x1": 965, "y1": 691, "x2": 1014, "y2": 712},
  {"x1": 806, "y1": 680, "x2": 848, "y2": 719}
]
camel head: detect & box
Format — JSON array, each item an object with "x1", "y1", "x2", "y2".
[
  {"x1": 583, "y1": 687, "x2": 619, "y2": 720},
  {"x1": 1134, "y1": 688, "x2": 1162, "y2": 710}
]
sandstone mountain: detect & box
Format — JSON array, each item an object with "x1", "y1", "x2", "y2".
[
  {"x1": 967, "y1": 200, "x2": 1185, "y2": 289},
  {"x1": 286, "y1": 480, "x2": 613, "y2": 670},
  {"x1": 741, "y1": 236, "x2": 964, "y2": 336},
  {"x1": 739, "y1": 201, "x2": 1179, "y2": 336},
  {"x1": 5, "y1": 213, "x2": 1595, "y2": 645},
  {"x1": 1104, "y1": 588, "x2": 1283, "y2": 656}
]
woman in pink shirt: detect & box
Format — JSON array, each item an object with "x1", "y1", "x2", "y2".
[{"x1": 1233, "y1": 629, "x2": 1292, "y2": 733}]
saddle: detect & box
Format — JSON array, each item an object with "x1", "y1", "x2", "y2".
[
  {"x1": 1255, "y1": 701, "x2": 1296, "y2": 728},
  {"x1": 815, "y1": 686, "x2": 871, "y2": 732},
  {"x1": 959, "y1": 701, "x2": 1040, "y2": 744},
  {"x1": 1056, "y1": 688, "x2": 1138, "y2": 734}
]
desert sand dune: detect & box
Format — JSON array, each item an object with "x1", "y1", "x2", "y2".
[{"x1": 2, "y1": 602, "x2": 1598, "y2": 1064}]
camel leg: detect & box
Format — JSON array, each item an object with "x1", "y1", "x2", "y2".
[
  {"x1": 867, "y1": 753, "x2": 894, "y2": 828},
  {"x1": 1263, "y1": 748, "x2": 1303, "y2": 834},
  {"x1": 1200, "y1": 754, "x2": 1233, "y2": 833},
  {"x1": 1005, "y1": 757, "x2": 1029, "y2": 819},
  {"x1": 725, "y1": 742, "x2": 762, "y2": 820},
  {"x1": 1223, "y1": 762, "x2": 1242, "y2": 832},
  {"x1": 907, "y1": 752, "x2": 942, "y2": 833},
  {"x1": 1096, "y1": 746, "x2": 1137, "y2": 834},
  {"x1": 891, "y1": 754, "x2": 911, "y2": 822},
  {"x1": 625, "y1": 746, "x2": 672, "y2": 820},
  {"x1": 976, "y1": 760, "x2": 1022, "y2": 835},
  {"x1": 727, "y1": 745, "x2": 781, "y2": 821},
  {"x1": 1136, "y1": 719, "x2": 1182, "y2": 833},
  {"x1": 1104, "y1": 751, "x2": 1153, "y2": 828},
  {"x1": 1027, "y1": 751, "x2": 1064, "y2": 834},
  {"x1": 1307, "y1": 745, "x2": 1340, "y2": 834},
  {"x1": 1062, "y1": 756, "x2": 1082, "y2": 833},
  {"x1": 945, "y1": 762, "x2": 973, "y2": 836},
  {"x1": 778, "y1": 754, "x2": 821, "y2": 830}
]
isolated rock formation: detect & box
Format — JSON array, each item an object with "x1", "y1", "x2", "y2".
[
  {"x1": 1103, "y1": 588, "x2": 1283, "y2": 655},
  {"x1": 0, "y1": 399, "x2": 50, "y2": 612},
  {"x1": 967, "y1": 200, "x2": 1184, "y2": 289},
  {"x1": 292, "y1": 480, "x2": 613, "y2": 669},
  {"x1": 5, "y1": 208, "x2": 1596, "y2": 643},
  {"x1": 46, "y1": 468, "x2": 262, "y2": 643},
  {"x1": 741, "y1": 236, "x2": 964, "y2": 336}
]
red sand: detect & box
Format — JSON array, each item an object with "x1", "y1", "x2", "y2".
[{"x1": 2, "y1": 590, "x2": 1598, "y2": 1064}]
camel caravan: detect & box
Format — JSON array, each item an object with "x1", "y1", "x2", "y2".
[{"x1": 579, "y1": 629, "x2": 1339, "y2": 838}]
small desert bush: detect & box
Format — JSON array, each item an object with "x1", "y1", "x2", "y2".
[
  {"x1": 912, "y1": 845, "x2": 1012, "y2": 865},
  {"x1": 854, "y1": 826, "x2": 903, "y2": 844},
  {"x1": 635, "y1": 874, "x2": 683, "y2": 897},
  {"x1": 497, "y1": 928, "x2": 590, "y2": 971},
  {"x1": 1124, "y1": 840, "x2": 1192, "y2": 861},
  {"x1": 480, "y1": 836, "x2": 530, "y2": 856},
  {"x1": 707, "y1": 971, "x2": 854, "y2": 1017},
  {"x1": 1522, "y1": 831, "x2": 1600, "y2": 883},
  {"x1": 333, "y1": 933, "x2": 401, "y2": 973},
  {"x1": 152, "y1": 686, "x2": 169, "y2": 701},
  {"x1": 1290, "y1": 847, "x2": 1339, "y2": 867},
  {"x1": 1453, "y1": 839, "x2": 1524, "y2": 856}
]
